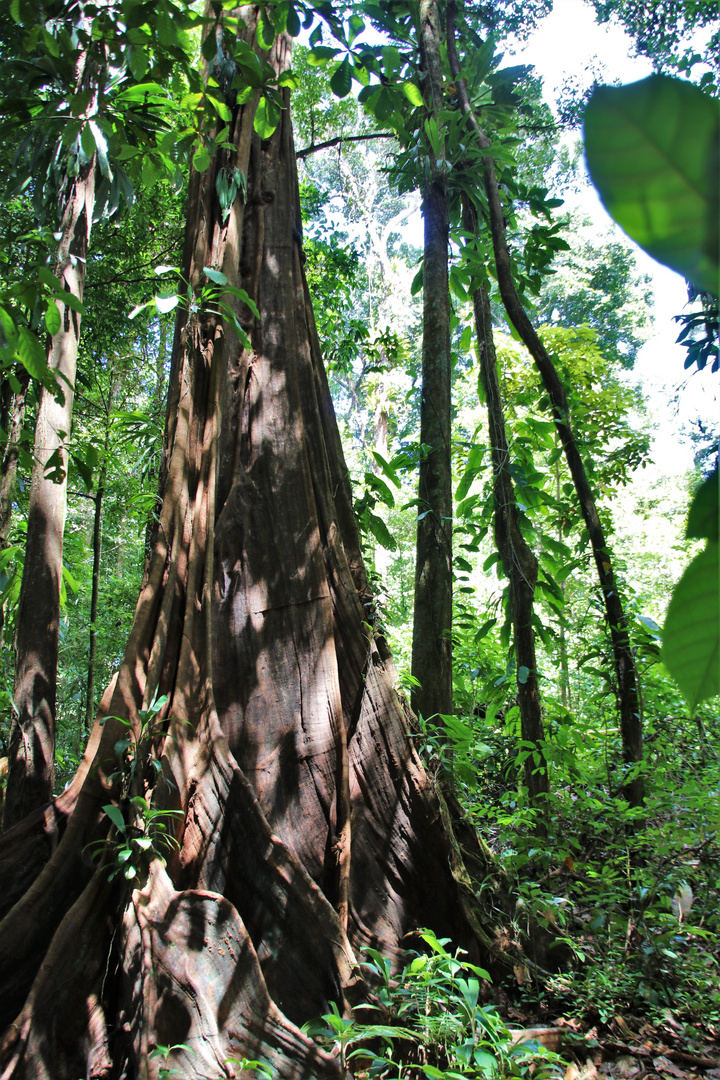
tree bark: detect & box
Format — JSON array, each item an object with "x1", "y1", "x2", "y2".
[
  {"x1": 447, "y1": 1, "x2": 643, "y2": 807},
  {"x1": 84, "y1": 467, "x2": 105, "y2": 736},
  {"x1": 85, "y1": 369, "x2": 115, "y2": 737},
  {"x1": 555, "y1": 458, "x2": 572, "y2": 711},
  {"x1": 4, "y1": 155, "x2": 95, "y2": 829},
  {"x1": 464, "y1": 204, "x2": 549, "y2": 810},
  {"x1": 412, "y1": 0, "x2": 453, "y2": 721},
  {"x1": 0, "y1": 21, "x2": 517, "y2": 1079},
  {"x1": 0, "y1": 368, "x2": 30, "y2": 548},
  {"x1": 0, "y1": 366, "x2": 30, "y2": 649}
]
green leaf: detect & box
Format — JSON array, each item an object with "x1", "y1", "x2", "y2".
[
  {"x1": 129, "y1": 300, "x2": 153, "y2": 320},
  {"x1": 116, "y1": 82, "x2": 168, "y2": 103},
  {"x1": 584, "y1": 75, "x2": 719, "y2": 295},
  {"x1": 256, "y1": 7, "x2": 275, "y2": 50},
  {"x1": 306, "y1": 46, "x2": 340, "y2": 67},
  {"x1": 474, "y1": 618, "x2": 496, "y2": 642},
  {"x1": 254, "y1": 96, "x2": 280, "y2": 139},
  {"x1": 0, "y1": 306, "x2": 18, "y2": 354},
  {"x1": 203, "y1": 268, "x2": 228, "y2": 285},
  {"x1": 155, "y1": 293, "x2": 178, "y2": 314},
  {"x1": 424, "y1": 117, "x2": 441, "y2": 158},
  {"x1": 45, "y1": 301, "x2": 61, "y2": 336},
  {"x1": 17, "y1": 326, "x2": 46, "y2": 378},
  {"x1": 103, "y1": 803, "x2": 127, "y2": 833},
  {"x1": 141, "y1": 156, "x2": 158, "y2": 189},
  {"x1": 401, "y1": 81, "x2": 424, "y2": 107},
  {"x1": 365, "y1": 511, "x2": 396, "y2": 551},
  {"x1": 193, "y1": 145, "x2": 211, "y2": 172},
  {"x1": 330, "y1": 57, "x2": 352, "y2": 98},
  {"x1": 222, "y1": 285, "x2": 260, "y2": 318},
  {"x1": 80, "y1": 122, "x2": 96, "y2": 160},
  {"x1": 371, "y1": 450, "x2": 401, "y2": 487},
  {"x1": 410, "y1": 264, "x2": 423, "y2": 296},
  {"x1": 637, "y1": 613, "x2": 661, "y2": 636},
  {"x1": 365, "y1": 472, "x2": 395, "y2": 508},
  {"x1": 662, "y1": 542, "x2": 719, "y2": 710},
  {"x1": 687, "y1": 466, "x2": 718, "y2": 542},
  {"x1": 278, "y1": 69, "x2": 300, "y2": 89},
  {"x1": 286, "y1": 5, "x2": 301, "y2": 37},
  {"x1": 206, "y1": 93, "x2": 232, "y2": 121},
  {"x1": 128, "y1": 45, "x2": 149, "y2": 81}
]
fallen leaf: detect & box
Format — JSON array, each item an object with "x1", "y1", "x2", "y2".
[
  {"x1": 652, "y1": 1055, "x2": 688, "y2": 1077},
  {"x1": 615, "y1": 1055, "x2": 640, "y2": 1077}
]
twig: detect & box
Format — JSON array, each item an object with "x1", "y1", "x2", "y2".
[{"x1": 296, "y1": 131, "x2": 395, "y2": 159}]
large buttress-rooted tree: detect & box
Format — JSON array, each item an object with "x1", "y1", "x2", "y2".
[{"x1": 0, "y1": 21, "x2": 509, "y2": 1079}]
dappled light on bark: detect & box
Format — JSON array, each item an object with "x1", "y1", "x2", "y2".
[{"x1": 0, "y1": 22, "x2": 514, "y2": 1079}]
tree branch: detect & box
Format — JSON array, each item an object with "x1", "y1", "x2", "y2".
[{"x1": 296, "y1": 132, "x2": 395, "y2": 160}]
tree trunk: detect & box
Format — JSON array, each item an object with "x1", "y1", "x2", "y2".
[
  {"x1": 84, "y1": 468, "x2": 105, "y2": 736},
  {"x1": 4, "y1": 156, "x2": 95, "y2": 829},
  {"x1": 412, "y1": 0, "x2": 453, "y2": 721},
  {"x1": 85, "y1": 371, "x2": 115, "y2": 737},
  {"x1": 0, "y1": 367, "x2": 30, "y2": 546},
  {"x1": 555, "y1": 458, "x2": 572, "y2": 711},
  {"x1": 0, "y1": 366, "x2": 30, "y2": 649},
  {"x1": 447, "y1": 2, "x2": 643, "y2": 807},
  {"x1": 144, "y1": 316, "x2": 169, "y2": 562},
  {"x1": 0, "y1": 23, "x2": 516, "y2": 1079},
  {"x1": 465, "y1": 206, "x2": 549, "y2": 810}
]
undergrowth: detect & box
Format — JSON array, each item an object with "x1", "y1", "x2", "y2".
[
  {"x1": 304, "y1": 930, "x2": 565, "y2": 1079},
  {"x1": 418, "y1": 692, "x2": 720, "y2": 1031}
]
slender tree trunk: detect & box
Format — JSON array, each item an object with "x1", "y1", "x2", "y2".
[
  {"x1": 555, "y1": 458, "x2": 572, "y2": 711},
  {"x1": 4, "y1": 158, "x2": 95, "y2": 829},
  {"x1": 0, "y1": 23, "x2": 518, "y2": 1079},
  {"x1": 465, "y1": 210, "x2": 549, "y2": 809},
  {"x1": 372, "y1": 395, "x2": 390, "y2": 579},
  {"x1": 84, "y1": 467, "x2": 105, "y2": 735},
  {"x1": 412, "y1": 0, "x2": 453, "y2": 720},
  {"x1": 0, "y1": 367, "x2": 30, "y2": 649},
  {"x1": 85, "y1": 373, "x2": 115, "y2": 736},
  {"x1": 0, "y1": 367, "x2": 30, "y2": 545},
  {"x1": 447, "y1": 2, "x2": 643, "y2": 807},
  {"x1": 144, "y1": 316, "x2": 169, "y2": 561}
]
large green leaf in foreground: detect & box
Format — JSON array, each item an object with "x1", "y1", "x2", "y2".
[
  {"x1": 662, "y1": 468, "x2": 719, "y2": 711},
  {"x1": 584, "y1": 75, "x2": 719, "y2": 296}
]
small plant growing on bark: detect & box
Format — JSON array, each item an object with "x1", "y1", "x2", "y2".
[
  {"x1": 100, "y1": 694, "x2": 173, "y2": 797},
  {"x1": 88, "y1": 797, "x2": 182, "y2": 882},
  {"x1": 149, "y1": 1043, "x2": 190, "y2": 1078},
  {"x1": 86, "y1": 695, "x2": 183, "y2": 881},
  {"x1": 223, "y1": 1055, "x2": 275, "y2": 1078}
]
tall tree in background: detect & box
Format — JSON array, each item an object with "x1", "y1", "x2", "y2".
[
  {"x1": 4, "y1": 84, "x2": 97, "y2": 828},
  {"x1": 448, "y1": 0, "x2": 644, "y2": 806},
  {"x1": 411, "y1": 0, "x2": 453, "y2": 720},
  {"x1": 1, "y1": 0, "x2": 186, "y2": 826},
  {"x1": 0, "y1": 14, "x2": 512, "y2": 1077},
  {"x1": 464, "y1": 205, "x2": 549, "y2": 810}
]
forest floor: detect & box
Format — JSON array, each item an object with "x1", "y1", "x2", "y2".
[{"x1": 507, "y1": 1007, "x2": 720, "y2": 1080}]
